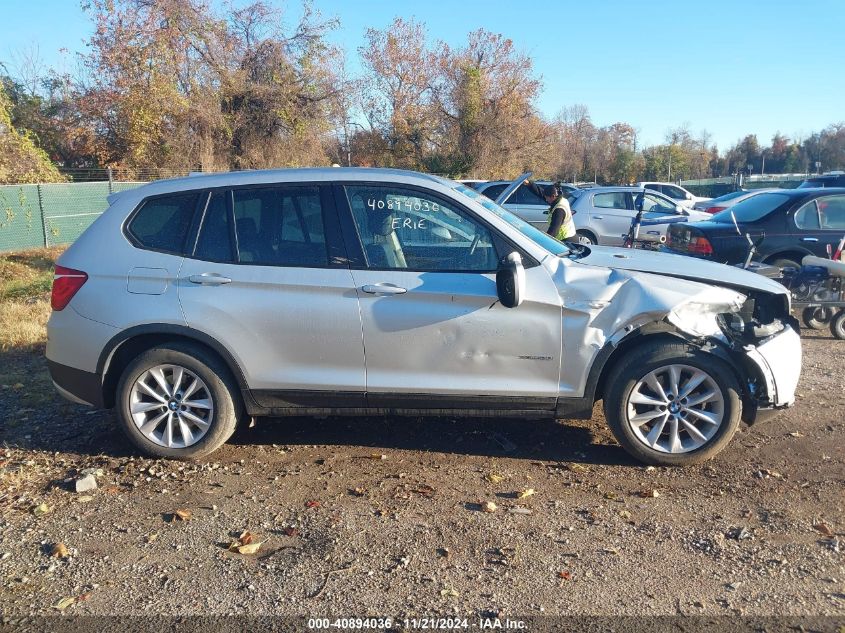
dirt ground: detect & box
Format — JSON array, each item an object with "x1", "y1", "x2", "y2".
[{"x1": 0, "y1": 324, "x2": 843, "y2": 622}]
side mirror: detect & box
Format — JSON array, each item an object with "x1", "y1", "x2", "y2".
[{"x1": 496, "y1": 252, "x2": 525, "y2": 308}]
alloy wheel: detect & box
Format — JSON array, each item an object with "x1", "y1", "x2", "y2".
[
  {"x1": 625, "y1": 364, "x2": 724, "y2": 454},
  {"x1": 128, "y1": 364, "x2": 214, "y2": 448}
]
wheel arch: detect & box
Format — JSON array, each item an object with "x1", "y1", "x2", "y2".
[
  {"x1": 575, "y1": 228, "x2": 598, "y2": 244},
  {"x1": 98, "y1": 324, "x2": 251, "y2": 409},
  {"x1": 587, "y1": 324, "x2": 768, "y2": 425},
  {"x1": 762, "y1": 248, "x2": 811, "y2": 266}
]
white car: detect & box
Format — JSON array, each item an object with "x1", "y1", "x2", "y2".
[
  {"x1": 637, "y1": 182, "x2": 711, "y2": 209},
  {"x1": 562, "y1": 186, "x2": 711, "y2": 246},
  {"x1": 46, "y1": 167, "x2": 800, "y2": 466}
]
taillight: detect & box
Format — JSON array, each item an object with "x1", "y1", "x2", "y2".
[
  {"x1": 686, "y1": 235, "x2": 714, "y2": 256},
  {"x1": 667, "y1": 228, "x2": 714, "y2": 256},
  {"x1": 51, "y1": 265, "x2": 88, "y2": 311},
  {"x1": 705, "y1": 206, "x2": 726, "y2": 214}
]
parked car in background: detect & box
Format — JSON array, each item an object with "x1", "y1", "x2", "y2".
[
  {"x1": 456, "y1": 179, "x2": 488, "y2": 190},
  {"x1": 476, "y1": 180, "x2": 579, "y2": 229},
  {"x1": 798, "y1": 172, "x2": 845, "y2": 189},
  {"x1": 46, "y1": 167, "x2": 800, "y2": 466},
  {"x1": 568, "y1": 186, "x2": 710, "y2": 245},
  {"x1": 694, "y1": 188, "x2": 778, "y2": 214},
  {"x1": 666, "y1": 188, "x2": 845, "y2": 268},
  {"x1": 637, "y1": 182, "x2": 711, "y2": 208}
]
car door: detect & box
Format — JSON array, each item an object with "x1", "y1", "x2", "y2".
[
  {"x1": 513, "y1": 184, "x2": 550, "y2": 229},
  {"x1": 791, "y1": 194, "x2": 845, "y2": 257},
  {"x1": 178, "y1": 185, "x2": 366, "y2": 407},
  {"x1": 588, "y1": 191, "x2": 634, "y2": 245},
  {"x1": 337, "y1": 182, "x2": 563, "y2": 409}
]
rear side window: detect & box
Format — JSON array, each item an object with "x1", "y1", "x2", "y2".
[
  {"x1": 593, "y1": 192, "x2": 628, "y2": 209},
  {"x1": 127, "y1": 193, "x2": 197, "y2": 254},
  {"x1": 480, "y1": 183, "x2": 508, "y2": 201},
  {"x1": 515, "y1": 184, "x2": 546, "y2": 205},
  {"x1": 194, "y1": 193, "x2": 233, "y2": 262},
  {"x1": 817, "y1": 195, "x2": 845, "y2": 229},
  {"x1": 232, "y1": 186, "x2": 328, "y2": 267}
]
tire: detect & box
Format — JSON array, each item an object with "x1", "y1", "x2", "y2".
[
  {"x1": 802, "y1": 306, "x2": 833, "y2": 330},
  {"x1": 116, "y1": 342, "x2": 241, "y2": 459},
  {"x1": 603, "y1": 340, "x2": 742, "y2": 466},
  {"x1": 769, "y1": 257, "x2": 801, "y2": 271},
  {"x1": 575, "y1": 230, "x2": 596, "y2": 245},
  {"x1": 830, "y1": 310, "x2": 845, "y2": 340}
]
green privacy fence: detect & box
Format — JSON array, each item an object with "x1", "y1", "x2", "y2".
[{"x1": 0, "y1": 181, "x2": 145, "y2": 252}]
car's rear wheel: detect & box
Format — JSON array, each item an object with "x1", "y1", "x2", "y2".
[
  {"x1": 116, "y1": 342, "x2": 240, "y2": 459},
  {"x1": 604, "y1": 340, "x2": 742, "y2": 466},
  {"x1": 769, "y1": 257, "x2": 802, "y2": 271},
  {"x1": 575, "y1": 230, "x2": 596, "y2": 245}
]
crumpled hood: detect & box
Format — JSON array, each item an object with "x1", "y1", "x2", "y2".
[{"x1": 572, "y1": 245, "x2": 788, "y2": 296}]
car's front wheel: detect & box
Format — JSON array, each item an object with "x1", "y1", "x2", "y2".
[
  {"x1": 116, "y1": 342, "x2": 241, "y2": 459},
  {"x1": 604, "y1": 340, "x2": 742, "y2": 466}
]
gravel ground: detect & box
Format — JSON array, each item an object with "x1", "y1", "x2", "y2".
[{"x1": 0, "y1": 330, "x2": 843, "y2": 620}]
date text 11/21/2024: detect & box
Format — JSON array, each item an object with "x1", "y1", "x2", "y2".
[{"x1": 307, "y1": 617, "x2": 527, "y2": 629}]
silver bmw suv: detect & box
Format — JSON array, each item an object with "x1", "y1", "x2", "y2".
[{"x1": 46, "y1": 168, "x2": 802, "y2": 466}]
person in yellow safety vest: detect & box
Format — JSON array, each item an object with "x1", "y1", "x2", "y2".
[{"x1": 523, "y1": 179, "x2": 577, "y2": 242}]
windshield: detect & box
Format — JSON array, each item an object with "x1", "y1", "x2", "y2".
[
  {"x1": 451, "y1": 183, "x2": 571, "y2": 256},
  {"x1": 711, "y1": 192, "x2": 790, "y2": 223}
]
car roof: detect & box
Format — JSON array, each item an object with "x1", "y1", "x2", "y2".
[
  {"x1": 124, "y1": 167, "x2": 452, "y2": 197},
  {"x1": 770, "y1": 186, "x2": 845, "y2": 196}
]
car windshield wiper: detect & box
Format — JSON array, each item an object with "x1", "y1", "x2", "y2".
[{"x1": 561, "y1": 243, "x2": 587, "y2": 258}]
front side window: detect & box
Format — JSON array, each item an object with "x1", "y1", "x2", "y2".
[
  {"x1": 593, "y1": 192, "x2": 628, "y2": 209},
  {"x1": 663, "y1": 185, "x2": 687, "y2": 200},
  {"x1": 232, "y1": 186, "x2": 328, "y2": 266},
  {"x1": 127, "y1": 193, "x2": 198, "y2": 254},
  {"x1": 344, "y1": 185, "x2": 500, "y2": 271},
  {"x1": 641, "y1": 193, "x2": 676, "y2": 213}
]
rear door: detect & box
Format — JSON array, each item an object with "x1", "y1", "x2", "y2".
[
  {"x1": 178, "y1": 184, "x2": 366, "y2": 407},
  {"x1": 791, "y1": 194, "x2": 845, "y2": 257},
  {"x1": 513, "y1": 184, "x2": 551, "y2": 228},
  {"x1": 588, "y1": 191, "x2": 634, "y2": 245}
]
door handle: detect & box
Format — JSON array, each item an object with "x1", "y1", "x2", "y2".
[
  {"x1": 188, "y1": 273, "x2": 232, "y2": 286},
  {"x1": 593, "y1": 215, "x2": 604, "y2": 219},
  {"x1": 801, "y1": 237, "x2": 819, "y2": 243},
  {"x1": 361, "y1": 283, "x2": 407, "y2": 295}
]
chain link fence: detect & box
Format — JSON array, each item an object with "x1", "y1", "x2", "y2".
[{"x1": 0, "y1": 181, "x2": 145, "y2": 252}]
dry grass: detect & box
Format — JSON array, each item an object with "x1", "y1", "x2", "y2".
[{"x1": 0, "y1": 247, "x2": 64, "y2": 352}]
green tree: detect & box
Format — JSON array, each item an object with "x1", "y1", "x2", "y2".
[{"x1": 0, "y1": 82, "x2": 64, "y2": 183}]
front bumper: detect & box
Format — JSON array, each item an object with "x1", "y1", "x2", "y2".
[{"x1": 745, "y1": 324, "x2": 802, "y2": 410}]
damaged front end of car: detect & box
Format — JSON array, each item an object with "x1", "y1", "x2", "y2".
[
  {"x1": 552, "y1": 256, "x2": 802, "y2": 424},
  {"x1": 669, "y1": 285, "x2": 801, "y2": 423}
]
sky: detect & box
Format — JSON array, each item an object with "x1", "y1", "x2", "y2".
[{"x1": 2, "y1": 0, "x2": 843, "y2": 151}]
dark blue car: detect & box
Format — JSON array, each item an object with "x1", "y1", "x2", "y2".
[{"x1": 666, "y1": 188, "x2": 845, "y2": 268}]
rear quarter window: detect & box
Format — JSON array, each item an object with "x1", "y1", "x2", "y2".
[{"x1": 127, "y1": 193, "x2": 198, "y2": 254}]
